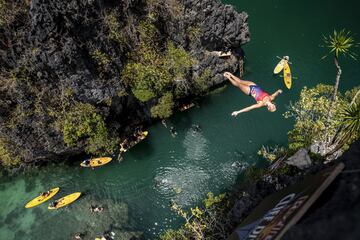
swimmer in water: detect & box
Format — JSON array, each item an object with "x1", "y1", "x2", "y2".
[{"x1": 223, "y1": 72, "x2": 282, "y2": 116}]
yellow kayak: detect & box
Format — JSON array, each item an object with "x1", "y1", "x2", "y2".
[
  {"x1": 25, "y1": 187, "x2": 60, "y2": 208},
  {"x1": 273, "y1": 56, "x2": 289, "y2": 74},
  {"x1": 274, "y1": 59, "x2": 286, "y2": 74},
  {"x1": 283, "y1": 61, "x2": 292, "y2": 89},
  {"x1": 80, "y1": 157, "x2": 112, "y2": 168},
  {"x1": 48, "y1": 192, "x2": 81, "y2": 210}
]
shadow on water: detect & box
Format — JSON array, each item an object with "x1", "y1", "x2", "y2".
[
  {"x1": 24, "y1": 179, "x2": 37, "y2": 193},
  {"x1": 126, "y1": 139, "x2": 154, "y2": 161},
  {"x1": 14, "y1": 230, "x2": 26, "y2": 240},
  {"x1": 4, "y1": 208, "x2": 22, "y2": 226}
]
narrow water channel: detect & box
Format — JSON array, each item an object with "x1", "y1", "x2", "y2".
[{"x1": 1, "y1": 0, "x2": 359, "y2": 239}]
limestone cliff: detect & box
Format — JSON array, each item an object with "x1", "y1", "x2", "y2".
[{"x1": 0, "y1": 0, "x2": 249, "y2": 166}]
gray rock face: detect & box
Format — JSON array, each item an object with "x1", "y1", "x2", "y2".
[
  {"x1": 286, "y1": 148, "x2": 312, "y2": 170},
  {"x1": 0, "y1": 0, "x2": 249, "y2": 165}
]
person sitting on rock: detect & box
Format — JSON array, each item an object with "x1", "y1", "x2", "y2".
[{"x1": 223, "y1": 72, "x2": 282, "y2": 115}]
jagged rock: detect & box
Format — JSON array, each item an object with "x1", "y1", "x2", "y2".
[
  {"x1": 286, "y1": 148, "x2": 312, "y2": 170},
  {"x1": 310, "y1": 141, "x2": 344, "y2": 162},
  {"x1": 0, "y1": 0, "x2": 250, "y2": 165},
  {"x1": 226, "y1": 140, "x2": 360, "y2": 240}
]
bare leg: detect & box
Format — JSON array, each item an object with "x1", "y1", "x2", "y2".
[
  {"x1": 224, "y1": 72, "x2": 256, "y2": 95},
  {"x1": 229, "y1": 74, "x2": 256, "y2": 86}
]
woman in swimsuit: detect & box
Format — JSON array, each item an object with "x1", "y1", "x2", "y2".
[{"x1": 223, "y1": 72, "x2": 282, "y2": 116}]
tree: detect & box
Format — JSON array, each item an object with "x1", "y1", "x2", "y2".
[
  {"x1": 284, "y1": 84, "x2": 359, "y2": 159},
  {"x1": 62, "y1": 102, "x2": 118, "y2": 155},
  {"x1": 160, "y1": 192, "x2": 228, "y2": 240},
  {"x1": 150, "y1": 92, "x2": 174, "y2": 118},
  {"x1": 328, "y1": 94, "x2": 360, "y2": 155},
  {"x1": 321, "y1": 29, "x2": 358, "y2": 136}
]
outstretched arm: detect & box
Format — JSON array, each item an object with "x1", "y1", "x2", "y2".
[
  {"x1": 231, "y1": 103, "x2": 263, "y2": 116},
  {"x1": 270, "y1": 89, "x2": 283, "y2": 100}
]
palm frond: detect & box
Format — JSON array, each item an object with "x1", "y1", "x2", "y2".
[
  {"x1": 339, "y1": 102, "x2": 360, "y2": 139},
  {"x1": 321, "y1": 29, "x2": 359, "y2": 60}
]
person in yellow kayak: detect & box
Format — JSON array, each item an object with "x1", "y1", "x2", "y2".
[
  {"x1": 40, "y1": 190, "x2": 51, "y2": 198},
  {"x1": 49, "y1": 199, "x2": 59, "y2": 208},
  {"x1": 83, "y1": 159, "x2": 91, "y2": 166},
  {"x1": 223, "y1": 72, "x2": 282, "y2": 115}
]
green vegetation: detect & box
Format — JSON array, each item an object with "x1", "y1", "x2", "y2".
[
  {"x1": 193, "y1": 68, "x2": 211, "y2": 94},
  {"x1": 328, "y1": 96, "x2": 360, "y2": 154},
  {"x1": 147, "y1": 0, "x2": 183, "y2": 19},
  {"x1": 0, "y1": 138, "x2": 21, "y2": 167},
  {"x1": 6, "y1": 105, "x2": 31, "y2": 129},
  {"x1": 186, "y1": 26, "x2": 202, "y2": 41},
  {"x1": 62, "y1": 102, "x2": 118, "y2": 155},
  {"x1": 160, "y1": 192, "x2": 227, "y2": 240},
  {"x1": 321, "y1": 30, "x2": 358, "y2": 131},
  {"x1": 117, "y1": 89, "x2": 128, "y2": 97},
  {"x1": 257, "y1": 145, "x2": 287, "y2": 162},
  {"x1": 284, "y1": 84, "x2": 346, "y2": 151},
  {"x1": 322, "y1": 29, "x2": 358, "y2": 61},
  {"x1": 122, "y1": 20, "x2": 195, "y2": 113},
  {"x1": 284, "y1": 84, "x2": 359, "y2": 155},
  {"x1": 165, "y1": 42, "x2": 194, "y2": 79},
  {"x1": 90, "y1": 49, "x2": 111, "y2": 72},
  {"x1": 150, "y1": 92, "x2": 174, "y2": 118},
  {"x1": 104, "y1": 10, "x2": 125, "y2": 45},
  {"x1": 244, "y1": 165, "x2": 266, "y2": 183}
]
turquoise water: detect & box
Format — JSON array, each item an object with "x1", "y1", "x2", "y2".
[{"x1": 1, "y1": 1, "x2": 360, "y2": 239}]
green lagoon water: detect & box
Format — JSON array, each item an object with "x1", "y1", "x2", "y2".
[{"x1": 1, "y1": 0, "x2": 360, "y2": 239}]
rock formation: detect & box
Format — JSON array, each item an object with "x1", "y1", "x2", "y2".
[{"x1": 0, "y1": 0, "x2": 250, "y2": 166}]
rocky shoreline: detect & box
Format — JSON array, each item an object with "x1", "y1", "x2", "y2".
[{"x1": 0, "y1": 0, "x2": 250, "y2": 167}]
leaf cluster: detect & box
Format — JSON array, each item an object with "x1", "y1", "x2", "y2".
[
  {"x1": 62, "y1": 102, "x2": 118, "y2": 155},
  {"x1": 322, "y1": 29, "x2": 359, "y2": 60}
]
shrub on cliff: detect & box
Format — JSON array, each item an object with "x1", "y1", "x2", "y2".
[
  {"x1": 90, "y1": 49, "x2": 112, "y2": 73},
  {"x1": 257, "y1": 145, "x2": 287, "y2": 162},
  {"x1": 122, "y1": 20, "x2": 194, "y2": 109},
  {"x1": 160, "y1": 192, "x2": 228, "y2": 240},
  {"x1": 62, "y1": 103, "x2": 118, "y2": 155},
  {"x1": 150, "y1": 92, "x2": 174, "y2": 118},
  {"x1": 104, "y1": 10, "x2": 125, "y2": 45},
  {"x1": 0, "y1": 138, "x2": 21, "y2": 167},
  {"x1": 165, "y1": 41, "x2": 194, "y2": 80},
  {"x1": 284, "y1": 84, "x2": 359, "y2": 154},
  {"x1": 122, "y1": 40, "x2": 193, "y2": 102},
  {"x1": 193, "y1": 68, "x2": 212, "y2": 94}
]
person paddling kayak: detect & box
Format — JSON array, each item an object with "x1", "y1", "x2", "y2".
[{"x1": 223, "y1": 72, "x2": 282, "y2": 116}]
